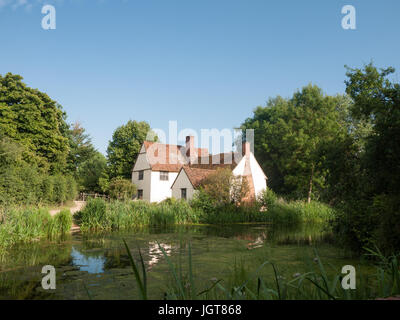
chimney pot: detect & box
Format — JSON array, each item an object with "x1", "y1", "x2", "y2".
[{"x1": 185, "y1": 136, "x2": 197, "y2": 163}]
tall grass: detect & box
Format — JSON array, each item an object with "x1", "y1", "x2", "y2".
[
  {"x1": 0, "y1": 207, "x2": 72, "y2": 251},
  {"x1": 123, "y1": 241, "x2": 400, "y2": 300},
  {"x1": 76, "y1": 198, "x2": 200, "y2": 232},
  {"x1": 76, "y1": 196, "x2": 336, "y2": 232},
  {"x1": 266, "y1": 200, "x2": 335, "y2": 225}
]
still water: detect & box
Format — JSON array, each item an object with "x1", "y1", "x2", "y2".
[{"x1": 0, "y1": 223, "x2": 361, "y2": 299}]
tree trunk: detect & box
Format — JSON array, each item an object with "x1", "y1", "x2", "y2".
[{"x1": 307, "y1": 164, "x2": 314, "y2": 204}]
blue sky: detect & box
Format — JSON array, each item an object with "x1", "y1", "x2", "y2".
[{"x1": 1, "y1": 0, "x2": 399, "y2": 154}]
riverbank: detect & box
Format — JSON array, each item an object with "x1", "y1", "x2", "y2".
[
  {"x1": 75, "y1": 198, "x2": 336, "y2": 232},
  {"x1": 0, "y1": 206, "x2": 73, "y2": 251},
  {"x1": 0, "y1": 198, "x2": 336, "y2": 251}
]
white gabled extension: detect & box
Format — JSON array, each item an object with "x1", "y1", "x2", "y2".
[{"x1": 232, "y1": 143, "x2": 267, "y2": 200}]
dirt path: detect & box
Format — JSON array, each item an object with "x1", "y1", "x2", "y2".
[{"x1": 49, "y1": 200, "x2": 86, "y2": 217}]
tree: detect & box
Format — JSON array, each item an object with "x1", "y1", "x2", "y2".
[
  {"x1": 241, "y1": 85, "x2": 351, "y2": 202},
  {"x1": 0, "y1": 135, "x2": 77, "y2": 205},
  {"x1": 345, "y1": 63, "x2": 400, "y2": 196},
  {"x1": 0, "y1": 73, "x2": 70, "y2": 173},
  {"x1": 106, "y1": 120, "x2": 157, "y2": 179},
  {"x1": 77, "y1": 152, "x2": 107, "y2": 193},
  {"x1": 332, "y1": 63, "x2": 400, "y2": 253},
  {"x1": 66, "y1": 122, "x2": 97, "y2": 175}
]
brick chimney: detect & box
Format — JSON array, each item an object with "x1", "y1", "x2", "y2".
[
  {"x1": 242, "y1": 141, "x2": 251, "y2": 158},
  {"x1": 185, "y1": 136, "x2": 197, "y2": 164}
]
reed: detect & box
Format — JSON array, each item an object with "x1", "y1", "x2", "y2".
[
  {"x1": 76, "y1": 198, "x2": 200, "y2": 232},
  {"x1": 0, "y1": 207, "x2": 72, "y2": 250},
  {"x1": 123, "y1": 241, "x2": 400, "y2": 300},
  {"x1": 76, "y1": 196, "x2": 336, "y2": 232}
]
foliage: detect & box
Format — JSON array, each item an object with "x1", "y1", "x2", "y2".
[
  {"x1": 0, "y1": 73, "x2": 81, "y2": 205},
  {"x1": 47, "y1": 209, "x2": 73, "y2": 238},
  {"x1": 199, "y1": 168, "x2": 249, "y2": 206},
  {"x1": 77, "y1": 152, "x2": 107, "y2": 192},
  {"x1": 107, "y1": 177, "x2": 137, "y2": 200},
  {"x1": 0, "y1": 73, "x2": 70, "y2": 173},
  {"x1": 0, "y1": 207, "x2": 72, "y2": 250},
  {"x1": 241, "y1": 86, "x2": 352, "y2": 201},
  {"x1": 332, "y1": 63, "x2": 400, "y2": 254},
  {"x1": 0, "y1": 137, "x2": 77, "y2": 205},
  {"x1": 189, "y1": 186, "x2": 335, "y2": 225},
  {"x1": 106, "y1": 120, "x2": 157, "y2": 179},
  {"x1": 66, "y1": 122, "x2": 97, "y2": 174},
  {"x1": 258, "y1": 188, "x2": 278, "y2": 210},
  {"x1": 75, "y1": 198, "x2": 200, "y2": 231}
]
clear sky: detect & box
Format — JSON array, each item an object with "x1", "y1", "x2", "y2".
[{"x1": 1, "y1": 0, "x2": 399, "y2": 154}]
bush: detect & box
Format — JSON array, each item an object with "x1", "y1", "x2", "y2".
[
  {"x1": 52, "y1": 175, "x2": 67, "y2": 204},
  {"x1": 333, "y1": 195, "x2": 400, "y2": 255},
  {"x1": 373, "y1": 195, "x2": 400, "y2": 254},
  {"x1": 258, "y1": 188, "x2": 278, "y2": 209},
  {"x1": 200, "y1": 168, "x2": 249, "y2": 206},
  {"x1": 65, "y1": 175, "x2": 78, "y2": 201},
  {"x1": 108, "y1": 177, "x2": 137, "y2": 200}
]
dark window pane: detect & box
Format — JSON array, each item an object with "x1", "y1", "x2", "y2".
[
  {"x1": 160, "y1": 171, "x2": 169, "y2": 181},
  {"x1": 181, "y1": 188, "x2": 187, "y2": 200}
]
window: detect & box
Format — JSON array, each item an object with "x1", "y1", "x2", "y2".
[
  {"x1": 138, "y1": 170, "x2": 144, "y2": 180},
  {"x1": 181, "y1": 188, "x2": 187, "y2": 200},
  {"x1": 137, "y1": 189, "x2": 143, "y2": 200},
  {"x1": 160, "y1": 171, "x2": 169, "y2": 181}
]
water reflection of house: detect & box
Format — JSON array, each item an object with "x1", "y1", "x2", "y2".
[
  {"x1": 235, "y1": 232, "x2": 268, "y2": 250},
  {"x1": 147, "y1": 242, "x2": 173, "y2": 270}
]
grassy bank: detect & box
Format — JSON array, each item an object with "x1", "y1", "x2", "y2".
[
  {"x1": 0, "y1": 207, "x2": 72, "y2": 251},
  {"x1": 76, "y1": 196, "x2": 336, "y2": 231},
  {"x1": 75, "y1": 198, "x2": 200, "y2": 232},
  {"x1": 0, "y1": 195, "x2": 337, "y2": 247}
]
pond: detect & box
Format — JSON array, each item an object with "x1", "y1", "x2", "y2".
[{"x1": 0, "y1": 223, "x2": 371, "y2": 299}]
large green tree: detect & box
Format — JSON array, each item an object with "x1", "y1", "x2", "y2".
[
  {"x1": 106, "y1": 120, "x2": 156, "y2": 179},
  {"x1": 332, "y1": 63, "x2": 400, "y2": 253},
  {"x1": 241, "y1": 85, "x2": 351, "y2": 202},
  {"x1": 0, "y1": 73, "x2": 70, "y2": 173},
  {"x1": 66, "y1": 122, "x2": 97, "y2": 175}
]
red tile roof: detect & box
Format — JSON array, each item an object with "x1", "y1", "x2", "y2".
[
  {"x1": 143, "y1": 141, "x2": 210, "y2": 172},
  {"x1": 181, "y1": 166, "x2": 216, "y2": 188},
  {"x1": 189, "y1": 152, "x2": 239, "y2": 170}
]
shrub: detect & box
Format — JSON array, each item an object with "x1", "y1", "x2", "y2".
[
  {"x1": 373, "y1": 195, "x2": 400, "y2": 254},
  {"x1": 258, "y1": 188, "x2": 278, "y2": 209},
  {"x1": 108, "y1": 177, "x2": 137, "y2": 200},
  {"x1": 52, "y1": 175, "x2": 67, "y2": 204},
  {"x1": 200, "y1": 168, "x2": 249, "y2": 206},
  {"x1": 65, "y1": 175, "x2": 78, "y2": 201}
]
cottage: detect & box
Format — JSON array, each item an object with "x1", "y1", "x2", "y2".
[
  {"x1": 132, "y1": 136, "x2": 267, "y2": 202},
  {"x1": 171, "y1": 141, "x2": 267, "y2": 201}
]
